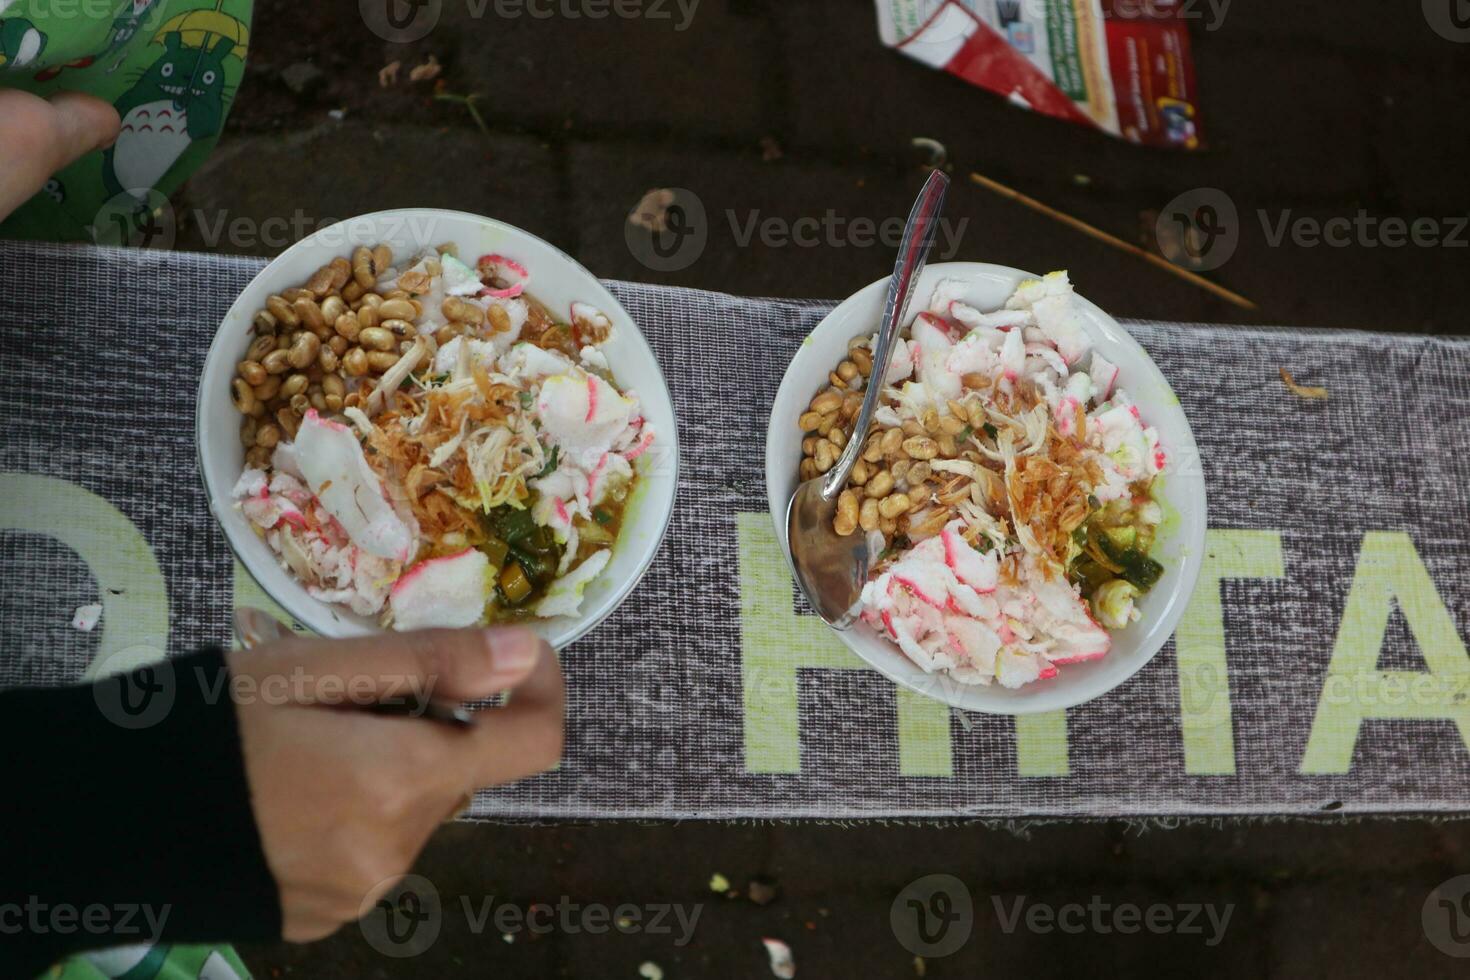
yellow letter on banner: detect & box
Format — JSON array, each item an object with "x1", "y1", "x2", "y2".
[
  {"x1": 1300, "y1": 533, "x2": 1470, "y2": 774},
  {"x1": 0, "y1": 473, "x2": 170, "y2": 678},
  {"x1": 736, "y1": 513, "x2": 1071, "y2": 778},
  {"x1": 737, "y1": 514, "x2": 951, "y2": 776},
  {"x1": 1175, "y1": 530, "x2": 1285, "y2": 775}
]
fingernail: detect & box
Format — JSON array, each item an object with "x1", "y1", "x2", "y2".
[{"x1": 483, "y1": 626, "x2": 540, "y2": 679}]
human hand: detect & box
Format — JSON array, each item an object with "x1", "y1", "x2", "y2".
[
  {"x1": 0, "y1": 89, "x2": 120, "y2": 222},
  {"x1": 227, "y1": 625, "x2": 563, "y2": 942}
]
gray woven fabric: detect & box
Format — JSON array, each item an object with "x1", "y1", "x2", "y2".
[{"x1": 3, "y1": 239, "x2": 1469, "y2": 819}]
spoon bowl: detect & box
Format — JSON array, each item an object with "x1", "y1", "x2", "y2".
[
  {"x1": 784, "y1": 481, "x2": 873, "y2": 627},
  {"x1": 784, "y1": 171, "x2": 949, "y2": 628}
]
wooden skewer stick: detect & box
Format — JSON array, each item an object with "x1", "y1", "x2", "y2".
[{"x1": 967, "y1": 171, "x2": 1258, "y2": 311}]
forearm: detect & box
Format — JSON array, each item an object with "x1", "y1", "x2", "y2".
[{"x1": 0, "y1": 648, "x2": 281, "y2": 974}]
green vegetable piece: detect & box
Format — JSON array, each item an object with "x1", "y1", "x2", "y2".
[
  {"x1": 879, "y1": 533, "x2": 913, "y2": 563},
  {"x1": 479, "y1": 535, "x2": 509, "y2": 570},
  {"x1": 1071, "y1": 559, "x2": 1114, "y2": 592},
  {"x1": 1122, "y1": 554, "x2": 1164, "y2": 590},
  {"x1": 536, "y1": 445, "x2": 560, "y2": 478},
  {"x1": 491, "y1": 505, "x2": 537, "y2": 544},
  {"x1": 500, "y1": 562, "x2": 533, "y2": 605},
  {"x1": 509, "y1": 537, "x2": 561, "y2": 585},
  {"x1": 1104, "y1": 526, "x2": 1137, "y2": 549},
  {"x1": 1092, "y1": 525, "x2": 1163, "y2": 591},
  {"x1": 592, "y1": 506, "x2": 613, "y2": 525},
  {"x1": 520, "y1": 525, "x2": 559, "y2": 556}
]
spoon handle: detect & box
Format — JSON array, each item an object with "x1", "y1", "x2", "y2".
[{"x1": 822, "y1": 169, "x2": 950, "y2": 501}]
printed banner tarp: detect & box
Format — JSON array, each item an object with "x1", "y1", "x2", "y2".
[{"x1": 4, "y1": 241, "x2": 1469, "y2": 819}]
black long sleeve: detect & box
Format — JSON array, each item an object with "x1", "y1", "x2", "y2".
[{"x1": 0, "y1": 647, "x2": 282, "y2": 976}]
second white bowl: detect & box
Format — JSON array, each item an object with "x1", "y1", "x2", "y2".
[{"x1": 764, "y1": 263, "x2": 1207, "y2": 714}]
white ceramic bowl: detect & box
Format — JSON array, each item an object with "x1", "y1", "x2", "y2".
[
  {"x1": 765, "y1": 263, "x2": 1207, "y2": 714},
  {"x1": 199, "y1": 209, "x2": 679, "y2": 646}
]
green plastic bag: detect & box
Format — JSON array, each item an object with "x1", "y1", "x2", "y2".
[
  {"x1": 45, "y1": 942, "x2": 252, "y2": 980},
  {"x1": 0, "y1": 0, "x2": 252, "y2": 243}
]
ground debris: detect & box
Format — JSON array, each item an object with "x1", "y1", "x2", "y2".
[
  {"x1": 410, "y1": 54, "x2": 442, "y2": 82},
  {"x1": 911, "y1": 136, "x2": 948, "y2": 170},
  {"x1": 629, "y1": 189, "x2": 676, "y2": 233},
  {"x1": 281, "y1": 61, "x2": 324, "y2": 95},
  {"x1": 762, "y1": 938, "x2": 795, "y2": 978},
  {"x1": 71, "y1": 603, "x2": 102, "y2": 632},
  {"x1": 638, "y1": 962, "x2": 664, "y2": 980},
  {"x1": 709, "y1": 872, "x2": 731, "y2": 893},
  {"x1": 1279, "y1": 367, "x2": 1329, "y2": 400},
  {"x1": 760, "y1": 136, "x2": 784, "y2": 162},
  {"x1": 378, "y1": 60, "x2": 401, "y2": 87},
  {"x1": 748, "y1": 876, "x2": 779, "y2": 906}
]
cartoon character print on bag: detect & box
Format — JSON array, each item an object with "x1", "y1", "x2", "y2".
[
  {"x1": 0, "y1": 0, "x2": 250, "y2": 244},
  {"x1": 26, "y1": 1, "x2": 168, "y2": 82},
  {"x1": 104, "y1": 0, "x2": 169, "y2": 73},
  {"x1": 79, "y1": 942, "x2": 250, "y2": 980},
  {"x1": 0, "y1": 8, "x2": 45, "y2": 69},
  {"x1": 102, "y1": 29, "x2": 234, "y2": 204}
]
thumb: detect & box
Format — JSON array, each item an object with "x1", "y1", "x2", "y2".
[
  {"x1": 230, "y1": 626, "x2": 548, "y2": 706},
  {"x1": 41, "y1": 91, "x2": 123, "y2": 168},
  {"x1": 0, "y1": 89, "x2": 121, "y2": 219}
]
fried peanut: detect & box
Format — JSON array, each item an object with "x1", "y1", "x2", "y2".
[
  {"x1": 902, "y1": 436, "x2": 939, "y2": 460},
  {"x1": 237, "y1": 360, "x2": 267, "y2": 386},
  {"x1": 358, "y1": 326, "x2": 395, "y2": 351},
  {"x1": 230, "y1": 378, "x2": 256, "y2": 415},
  {"x1": 865, "y1": 470, "x2": 894, "y2": 498},
  {"x1": 810, "y1": 390, "x2": 843, "y2": 415},
  {"x1": 266, "y1": 294, "x2": 299, "y2": 328},
  {"x1": 834, "y1": 490, "x2": 859, "y2": 536},
  {"x1": 287, "y1": 332, "x2": 321, "y2": 370},
  {"x1": 878, "y1": 493, "x2": 911, "y2": 519}
]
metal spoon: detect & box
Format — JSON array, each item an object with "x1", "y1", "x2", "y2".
[
  {"x1": 232, "y1": 606, "x2": 475, "y2": 728},
  {"x1": 785, "y1": 169, "x2": 950, "y2": 628}
]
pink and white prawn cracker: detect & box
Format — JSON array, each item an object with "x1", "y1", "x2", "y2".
[
  {"x1": 1089, "y1": 352, "x2": 1119, "y2": 403},
  {"x1": 910, "y1": 312, "x2": 961, "y2": 402},
  {"x1": 859, "y1": 529, "x2": 1112, "y2": 688},
  {"x1": 570, "y1": 302, "x2": 613, "y2": 341},
  {"x1": 863, "y1": 536, "x2": 993, "y2": 624},
  {"x1": 389, "y1": 549, "x2": 492, "y2": 631},
  {"x1": 234, "y1": 469, "x2": 308, "y2": 531},
  {"x1": 294, "y1": 410, "x2": 417, "y2": 562},
  {"x1": 1005, "y1": 271, "x2": 1091, "y2": 366},
  {"x1": 1028, "y1": 565, "x2": 1112, "y2": 664},
  {"x1": 941, "y1": 521, "x2": 997, "y2": 592},
  {"x1": 537, "y1": 372, "x2": 636, "y2": 459},
  {"x1": 477, "y1": 253, "x2": 529, "y2": 299},
  {"x1": 534, "y1": 549, "x2": 612, "y2": 619}
]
